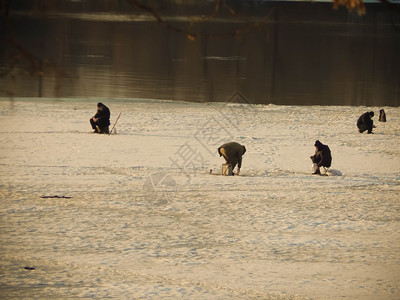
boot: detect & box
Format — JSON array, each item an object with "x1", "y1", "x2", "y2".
[
  {"x1": 312, "y1": 163, "x2": 320, "y2": 174},
  {"x1": 312, "y1": 169, "x2": 321, "y2": 175}
]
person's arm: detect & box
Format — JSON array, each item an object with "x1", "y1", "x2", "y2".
[
  {"x1": 92, "y1": 109, "x2": 102, "y2": 122},
  {"x1": 96, "y1": 109, "x2": 107, "y2": 123}
]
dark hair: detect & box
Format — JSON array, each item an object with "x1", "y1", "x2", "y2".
[
  {"x1": 97, "y1": 102, "x2": 103, "y2": 107},
  {"x1": 369, "y1": 111, "x2": 374, "y2": 117}
]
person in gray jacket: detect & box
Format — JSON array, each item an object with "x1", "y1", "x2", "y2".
[{"x1": 218, "y1": 142, "x2": 246, "y2": 175}]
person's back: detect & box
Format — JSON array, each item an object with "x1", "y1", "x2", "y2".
[{"x1": 317, "y1": 144, "x2": 332, "y2": 168}]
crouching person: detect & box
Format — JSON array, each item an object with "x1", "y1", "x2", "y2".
[
  {"x1": 218, "y1": 142, "x2": 246, "y2": 175},
  {"x1": 357, "y1": 111, "x2": 375, "y2": 134},
  {"x1": 310, "y1": 140, "x2": 332, "y2": 175},
  {"x1": 90, "y1": 102, "x2": 110, "y2": 134}
]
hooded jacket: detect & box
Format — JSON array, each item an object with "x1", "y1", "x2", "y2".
[
  {"x1": 218, "y1": 142, "x2": 246, "y2": 170},
  {"x1": 312, "y1": 140, "x2": 332, "y2": 168},
  {"x1": 357, "y1": 111, "x2": 374, "y2": 131},
  {"x1": 94, "y1": 103, "x2": 111, "y2": 127}
]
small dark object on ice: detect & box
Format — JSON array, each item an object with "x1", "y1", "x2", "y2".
[
  {"x1": 41, "y1": 195, "x2": 72, "y2": 199},
  {"x1": 379, "y1": 109, "x2": 386, "y2": 122},
  {"x1": 23, "y1": 267, "x2": 35, "y2": 270}
]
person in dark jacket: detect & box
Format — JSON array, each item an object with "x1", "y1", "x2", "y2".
[
  {"x1": 310, "y1": 140, "x2": 332, "y2": 175},
  {"x1": 379, "y1": 109, "x2": 386, "y2": 122},
  {"x1": 90, "y1": 102, "x2": 110, "y2": 134},
  {"x1": 357, "y1": 111, "x2": 375, "y2": 134},
  {"x1": 218, "y1": 142, "x2": 246, "y2": 175}
]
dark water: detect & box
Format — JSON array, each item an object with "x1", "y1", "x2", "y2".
[{"x1": 1, "y1": 1, "x2": 399, "y2": 106}]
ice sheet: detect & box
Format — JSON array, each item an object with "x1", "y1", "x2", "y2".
[{"x1": 0, "y1": 98, "x2": 399, "y2": 298}]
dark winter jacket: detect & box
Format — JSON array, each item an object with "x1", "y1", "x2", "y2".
[
  {"x1": 94, "y1": 104, "x2": 111, "y2": 127},
  {"x1": 218, "y1": 142, "x2": 246, "y2": 170},
  {"x1": 311, "y1": 140, "x2": 332, "y2": 168},
  {"x1": 357, "y1": 111, "x2": 374, "y2": 133}
]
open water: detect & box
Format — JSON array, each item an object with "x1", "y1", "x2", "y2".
[{"x1": 1, "y1": 1, "x2": 399, "y2": 106}]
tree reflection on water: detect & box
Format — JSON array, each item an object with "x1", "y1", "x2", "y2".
[{"x1": 1, "y1": 0, "x2": 399, "y2": 106}]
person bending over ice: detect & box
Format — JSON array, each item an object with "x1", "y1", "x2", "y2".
[
  {"x1": 310, "y1": 140, "x2": 332, "y2": 175},
  {"x1": 357, "y1": 111, "x2": 375, "y2": 134},
  {"x1": 218, "y1": 142, "x2": 246, "y2": 175},
  {"x1": 90, "y1": 102, "x2": 110, "y2": 134}
]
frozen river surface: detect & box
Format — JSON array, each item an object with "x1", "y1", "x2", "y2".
[{"x1": 0, "y1": 98, "x2": 399, "y2": 299}]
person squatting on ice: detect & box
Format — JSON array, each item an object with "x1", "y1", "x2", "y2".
[
  {"x1": 90, "y1": 102, "x2": 110, "y2": 134},
  {"x1": 310, "y1": 140, "x2": 332, "y2": 175},
  {"x1": 218, "y1": 142, "x2": 246, "y2": 175},
  {"x1": 357, "y1": 111, "x2": 375, "y2": 134}
]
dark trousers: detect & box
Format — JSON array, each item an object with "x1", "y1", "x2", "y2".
[
  {"x1": 90, "y1": 118, "x2": 109, "y2": 134},
  {"x1": 358, "y1": 123, "x2": 372, "y2": 133}
]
